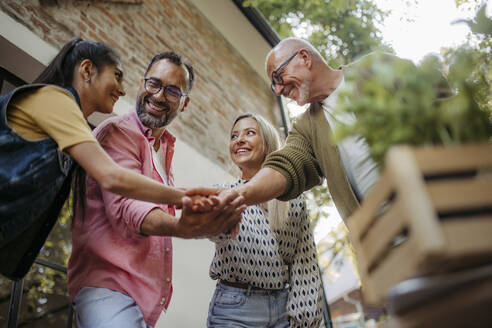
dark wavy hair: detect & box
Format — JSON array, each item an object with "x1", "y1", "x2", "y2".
[{"x1": 145, "y1": 51, "x2": 195, "y2": 92}]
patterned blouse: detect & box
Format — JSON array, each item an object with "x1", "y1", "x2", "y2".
[{"x1": 209, "y1": 179, "x2": 323, "y2": 327}]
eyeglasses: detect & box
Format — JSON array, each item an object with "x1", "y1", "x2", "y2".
[
  {"x1": 270, "y1": 51, "x2": 299, "y2": 93},
  {"x1": 144, "y1": 78, "x2": 187, "y2": 103}
]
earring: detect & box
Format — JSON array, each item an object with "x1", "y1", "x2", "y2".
[{"x1": 86, "y1": 77, "x2": 91, "y2": 84}]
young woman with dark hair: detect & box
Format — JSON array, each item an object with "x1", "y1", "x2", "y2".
[{"x1": 0, "y1": 38, "x2": 211, "y2": 279}]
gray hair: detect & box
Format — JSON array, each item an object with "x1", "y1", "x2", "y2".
[{"x1": 265, "y1": 37, "x2": 325, "y2": 72}]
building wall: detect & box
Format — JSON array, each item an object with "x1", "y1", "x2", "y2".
[
  {"x1": 0, "y1": 0, "x2": 280, "y2": 171},
  {"x1": 0, "y1": 1, "x2": 280, "y2": 326}
]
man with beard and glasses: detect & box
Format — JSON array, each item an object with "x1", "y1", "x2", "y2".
[{"x1": 67, "y1": 52, "x2": 246, "y2": 328}]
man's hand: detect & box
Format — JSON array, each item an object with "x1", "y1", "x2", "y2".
[{"x1": 176, "y1": 192, "x2": 246, "y2": 239}]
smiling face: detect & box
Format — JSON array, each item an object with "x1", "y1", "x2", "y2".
[
  {"x1": 136, "y1": 59, "x2": 189, "y2": 129},
  {"x1": 267, "y1": 49, "x2": 313, "y2": 106},
  {"x1": 90, "y1": 63, "x2": 126, "y2": 114},
  {"x1": 229, "y1": 117, "x2": 266, "y2": 179}
]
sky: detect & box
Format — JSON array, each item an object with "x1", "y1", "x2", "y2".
[{"x1": 373, "y1": 0, "x2": 488, "y2": 63}]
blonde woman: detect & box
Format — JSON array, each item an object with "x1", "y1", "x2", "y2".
[{"x1": 207, "y1": 113, "x2": 323, "y2": 327}]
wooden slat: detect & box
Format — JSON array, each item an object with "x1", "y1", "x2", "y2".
[
  {"x1": 367, "y1": 237, "x2": 422, "y2": 305},
  {"x1": 427, "y1": 179, "x2": 492, "y2": 212},
  {"x1": 348, "y1": 169, "x2": 394, "y2": 238},
  {"x1": 387, "y1": 146, "x2": 446, "y2": 255},
  {"x1": 350, "y1": 233, "x2": 376, "y2": 304},
  {"x1": 352, "y1": 144, "x2": 492, "y2": 307},
  {"x1": 348, "y1": 229, "x2": 369, "y2": 272},
  {"x1": 411, "y1": 143, "x2": 492, "y2": 175},
  {"x1": 361, "y1": 200, "x2": 407, "y2": 270},
  {"x1": 442, "y1": 216, "x2": 492, "y2": 256}
]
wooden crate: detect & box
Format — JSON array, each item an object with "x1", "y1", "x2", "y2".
[{"x1": 347, "y1": 143, "x2": 492, "y2": 305}]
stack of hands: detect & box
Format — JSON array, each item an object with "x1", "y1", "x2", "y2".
[{"x1": 175, "y1": 187, "x2": 246, "y2": 239}]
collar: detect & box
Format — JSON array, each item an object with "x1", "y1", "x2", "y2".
[{"x1": 129, "y1": 109, "x2": 176, "y2": 146}]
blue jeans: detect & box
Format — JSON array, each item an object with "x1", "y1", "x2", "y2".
[
  {"x1": 207, "y1": 282, "x2": 289, "y2": 327},
  {"x1": 73, "y1": 287, "x2": 153, "y2": 328}
]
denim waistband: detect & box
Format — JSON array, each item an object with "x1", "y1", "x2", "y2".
[{"x1": 218, "y1": 280, "x2": 289, "y2": 295}]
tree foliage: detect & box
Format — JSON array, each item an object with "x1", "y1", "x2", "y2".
[
  {"x1": 244, "y1": 0, "x2": 392, "y2": 67},
  {"x1": 333, "y1": 5, "x2": 492, "y2": 165},
  {"x1": 448, "y1": 1, "x2": 492, "y2": 111}
]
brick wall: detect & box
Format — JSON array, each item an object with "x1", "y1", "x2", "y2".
[{"x1": 0, "y1": 0, "x2": 281, "y2": 170}]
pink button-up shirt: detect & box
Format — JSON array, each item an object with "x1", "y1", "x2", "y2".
[{"x1": 68, "y1": 110, "x2": 175, "y2": 326}]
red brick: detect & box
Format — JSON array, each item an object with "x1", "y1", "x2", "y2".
[
  {"x1": 0, "y1": 0, "x2": 280, "y2": 170},
  {"x1": 80, "y1": 12, "x2": 97, "y2": 31},
  {"x1": 30, "y1": 16, "x2": 50, "y2": 35},
  {"x1": 73, "y1": 21, "x2": 86, "y2": 33},
  {"x1": 2, "y1": 2, "x2": 25, "y2": 17},
  {"x1": 88, "y1": 30, "x2": 103, "y2": 43},
  {"x1": 96, "y1": 5, "x2": 120, "y2": 27},
  {"x1": 97, "y1": 29, "x2": 112, "y2": 44}
]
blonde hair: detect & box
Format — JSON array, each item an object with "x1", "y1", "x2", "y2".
[{"x1": 231, "y1": 113, "x2": 289, "y2": 230}]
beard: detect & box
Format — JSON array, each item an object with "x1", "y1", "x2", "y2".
[{"x1": 136, "y1": 94, "x2": 172, "y2": 128}]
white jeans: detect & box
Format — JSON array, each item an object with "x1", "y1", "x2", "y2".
[{"x1": 73, "y1": 287, "x2": 153, "y2": 328}]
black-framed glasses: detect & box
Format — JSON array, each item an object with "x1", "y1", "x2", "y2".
[
  {"x1": 144, "y1": 77, "x2": 187, "y2": 103},
  {"x1": 270, "y1": 51, "x2": 299, "y2": 93}
]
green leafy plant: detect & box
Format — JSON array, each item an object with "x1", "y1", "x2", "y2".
[{"x1": 333, "y1": 6, "x2": 492, "y2": 165}]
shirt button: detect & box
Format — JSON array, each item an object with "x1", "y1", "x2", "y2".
[
  {"x1": 165, "y1": 247, "x2": 170, "y2": 252},
  {"x1": 160, "y1": 297, "x2": 166, "y2": 305},
  {"x1": 166, "y1": 277, "x2": 171, "y2": 282}
]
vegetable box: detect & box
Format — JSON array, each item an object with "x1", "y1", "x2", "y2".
[{"x1": 347, "y1": 143, "x2": 492, "y2": 304}]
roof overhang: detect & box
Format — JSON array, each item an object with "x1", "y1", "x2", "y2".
[{"x1": 188, "y1": 0, "x2": 279, "y2": 84}]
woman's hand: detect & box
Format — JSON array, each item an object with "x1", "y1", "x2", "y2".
[
  {"x1": 185, "y1": 187, "x2": 244, "y2": 239},
  {"x1": 177, "y1": 193, "x2": 246, "y2": 238},
  {"x1": 188, "y1": 194, "x2": 219, "y2": 212},
  {"x1": 185, "y1": 187, "x2": 224, "y2": 211}
]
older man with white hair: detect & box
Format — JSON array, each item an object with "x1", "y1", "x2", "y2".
[{"x1": 191, "y1": 37, "x2": 391, "y2": 221}]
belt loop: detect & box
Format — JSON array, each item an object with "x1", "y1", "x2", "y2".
[{"x1": 246, "y1": 284, "x2": 252, "y2": 296}]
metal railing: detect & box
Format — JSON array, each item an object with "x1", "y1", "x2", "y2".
[{"x1": 6, "y1": 259, "x2": 74, "y2": 328}]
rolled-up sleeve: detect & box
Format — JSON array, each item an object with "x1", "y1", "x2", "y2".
[
  {"x1": 95, "y1": 123, "x2": 162, "y2": 238},
  {"x1": 263, "y1": 115, "x2": 323, "y2": 201}
]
